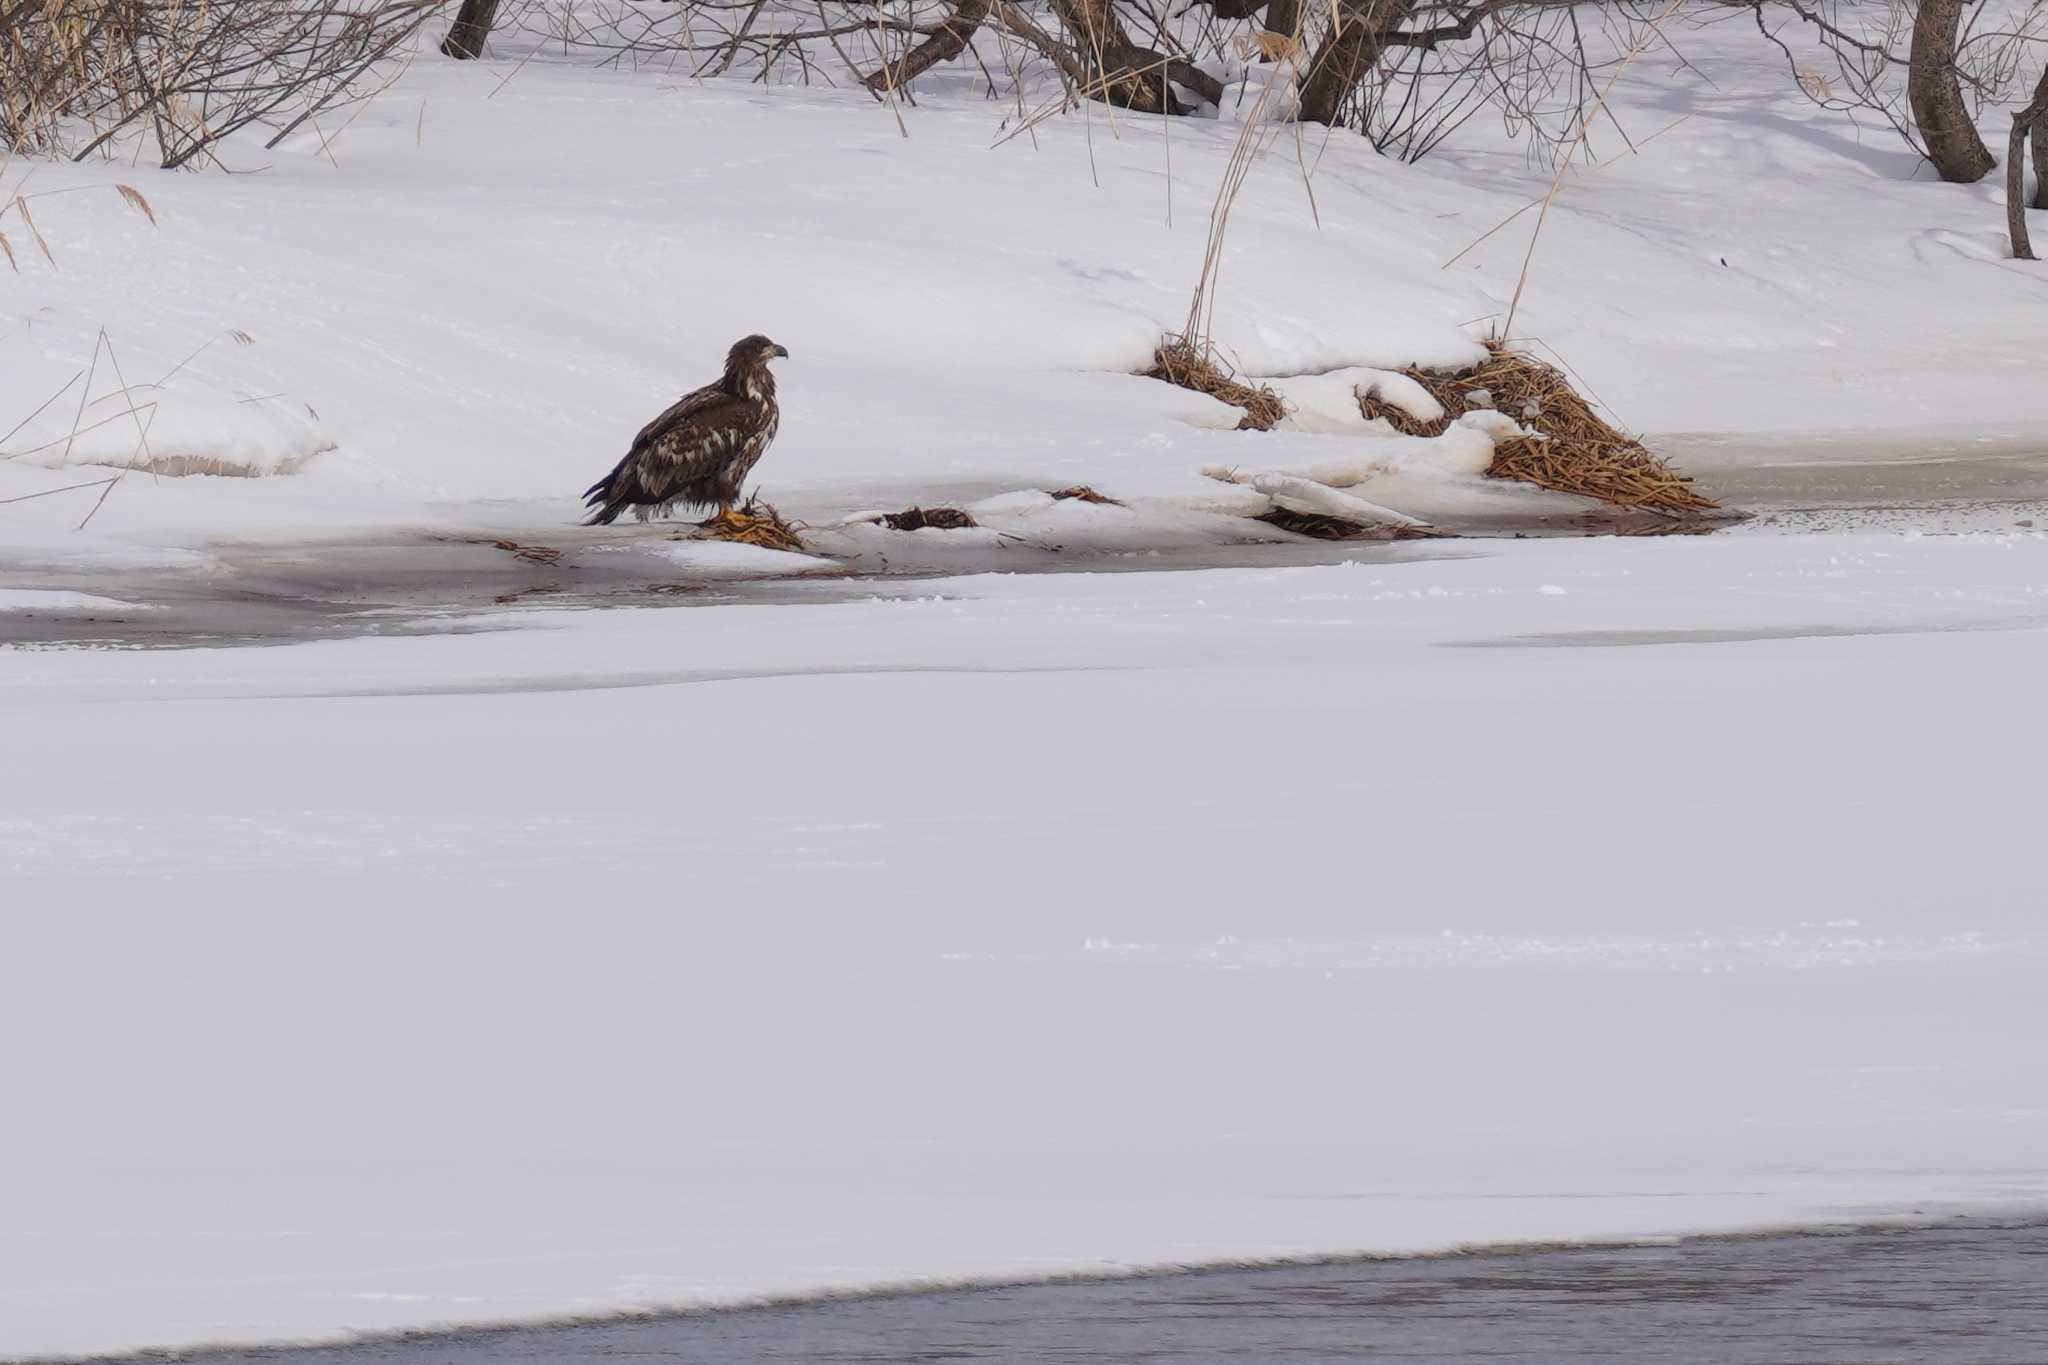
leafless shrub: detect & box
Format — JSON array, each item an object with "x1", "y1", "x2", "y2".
[
  {"x1": 1, "y1": 0, "x2": 444, "y2": 167},
  {"x1": 489, "y1": 0, "x2": 1709, "y2": 179},
  {"x1": 1290, "y1": 0, "x2": 1678, "y2": 161},
  {"x1": 1735, "y1": 0, "x2": 2047, "y2": 172}
]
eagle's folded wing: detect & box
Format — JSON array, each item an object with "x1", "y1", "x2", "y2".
[{"x1": 630, "y1": 382, "x2": 738, "y2": 452}]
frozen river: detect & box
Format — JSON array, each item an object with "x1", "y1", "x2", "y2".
[{"x1": 5, "y1": 442, "x2": 2047, "y2": 1358}]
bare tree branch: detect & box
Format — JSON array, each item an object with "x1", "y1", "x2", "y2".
[{"x1": 863, "y1": 0, "x2": 990, "y2": 91}]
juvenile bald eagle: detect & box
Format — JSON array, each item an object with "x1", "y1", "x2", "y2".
[{"x1": 583, "y1": 334, "x2": 788, "y2": 526}]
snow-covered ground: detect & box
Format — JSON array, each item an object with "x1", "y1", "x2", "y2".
[
  {"x1": 6, "y1": 6, "x2": 2048, "y2": 1358},
  {"x1": 2, "y1": 6, "x2": 2044, "y2": 543}
]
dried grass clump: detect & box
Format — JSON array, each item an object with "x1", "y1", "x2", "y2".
[
  {"x1": 469, "y1": 537, "x2": 564, "y2": 566},
  {"x1": 493, "y1": 585, "x2": 567, "y2": 605},
  {"x1": 1361, "y1": 341, "x2": 1717, "y2": 517},
  {"x1": 1254, "y1": 509, "x2": 1442, "y2": 541},
  {"x1": 1048, "y1": 485, "x2": 1123, "y2": 506},
  {"x1": 881, "y1": 506, "x2": 979, "y2": 531},
  {"x1": 1147, "y1": 339, "x2": 1287, "y2": 432},
  {"x1": 694, "y1": 499, "x2": 805, "y2": 551}
]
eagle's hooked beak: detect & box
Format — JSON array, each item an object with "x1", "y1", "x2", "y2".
[{"x1": 771, "y1": 343, "x2": 790, "y2": 360}]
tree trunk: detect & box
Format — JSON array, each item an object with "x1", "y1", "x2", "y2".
[
  {"x1": 1046, "y1": 0, "x2": 1190, "y2": 113},
  {"x1": 1907, "y1": 0, "x2": 1994, "y2": 182},
  {"x1": 1050, "y1": 0, "x2": 1130, "y2": 64},
  {"x1": 1264, "y1": 0, "x2": 1299, "y2": 43},
  {"x1": 862, "y1": 0, "x2": 989, "y2": 92},
  {"x1": 440, "y1": 0, "x2": 501, "y2": 59},
  {"x1": 2033, "y1": 64, "x2": 2048, "y2": 210},
  {"x1": 2009, "y1": 68, "x2": 2048, "y2": 259},
  {"x1": 1296, "y1": 0, "x2": 1409, "y2": 127}
]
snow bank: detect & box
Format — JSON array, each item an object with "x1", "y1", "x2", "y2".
[
  {"x1": 803, "y1": 487, "x2": 1278, "y2": 566},
  {"x1": 0, "y1": 64, "x2": 1494, "y2": 538},
  {"x1": 1355, "y1": 370, "x2": 1450, "y2": 429},
  {"x1": 1268, "y1": 367, "x2": 1394, "y2": 434},
  {"x1": 1, "y1": 335, "x2": 333, "y2": 479},
  {"x1": 625, "y1": 539, "x2": 836, "y2": 577},
  {"x1": 1198, "y1": 409, "x2": 1580, "y2": 526},
  {"x1": 7, "y1": 11, "x2": 2044, "y2": 543}
]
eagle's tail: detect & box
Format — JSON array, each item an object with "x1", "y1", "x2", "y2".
[{"x1": 583, "y1": 470, "x2": 625, "y2": 526}]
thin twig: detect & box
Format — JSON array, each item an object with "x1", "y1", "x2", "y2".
[{"x1": 0, "y1": 475, "x2": 120, "y2": 506}]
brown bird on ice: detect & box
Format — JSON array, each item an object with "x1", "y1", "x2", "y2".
[{"x1": 583, "y1": 334, "x2": 788, "y2": 526}]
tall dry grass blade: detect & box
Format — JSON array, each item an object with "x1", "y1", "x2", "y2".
[
  {"x1": 115, "y1": 183, "x2": 155, "y2": 223},
  {"x1": 69, "y1": 342, "x2": 153, "y2": 530},
  {"x1": 77, "y1": 470, "x2": 124, "y2": 529},
  {"x1": 13, "y1": 196, "x2": 54, "y2": 266},
  {"x1": 0, "y1": 475, "x2": 121, "y2": 507},
  {"x1": 100, "y1": 333, "x2": 159, "y2": 473},
  {"x1": 1443, "y1": 112, "x2": 1708, "y2": 274},
  {"x1": 5, "y1": 401, "x2": 163, "y2": 460},
  {"x1": 0, "y1": 230, "x2": 14, "y2": 273},
  {"x1": 1500, "y1": 0, "x2": 1683, "y2": 337},
  {"x1": 152, "y1": 327, "x2": 254, "y2": 388},
  {"x1": 1177, "y1": 69, "x2": 1282, "y2": 354},
  {"x1": 1, "y1": 372, "x2": 82, "y2": 451},
  {"x1": 1440, "y1": 199, "x2": 1538, "y2": 272},
  {"x1": 61, "y1": 332, "x2": 105, "y2": 465}
]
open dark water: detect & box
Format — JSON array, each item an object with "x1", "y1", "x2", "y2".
[{"x1": 88, "y1": 1220, "x2": 2048, "y2": 1365}]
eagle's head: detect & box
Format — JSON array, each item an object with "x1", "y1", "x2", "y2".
[
  {"x1": 728, "y1": 334, "x2": 789, "y2": 369},
  {"x1": 726, "y1": 335, "x2": 788, "y2": 403}
]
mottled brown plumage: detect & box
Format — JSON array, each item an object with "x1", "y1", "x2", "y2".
[{"x1": 583, "y1": 334, "x2": 788, "y2": 526}]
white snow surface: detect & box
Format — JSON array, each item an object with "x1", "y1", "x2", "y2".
[
  {"x1": 630, "y1": 539, "x2": 834, "y2": 576},
  {"x1": 0, "y1": 588, "x2": 157, "y2": 615},
  {"x1": 7, "y1": 528, "x2": 2048, "y2": 1357},
  {"x1": 6, "y1": 11, "x2": 2048, "y2": 1357}
]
